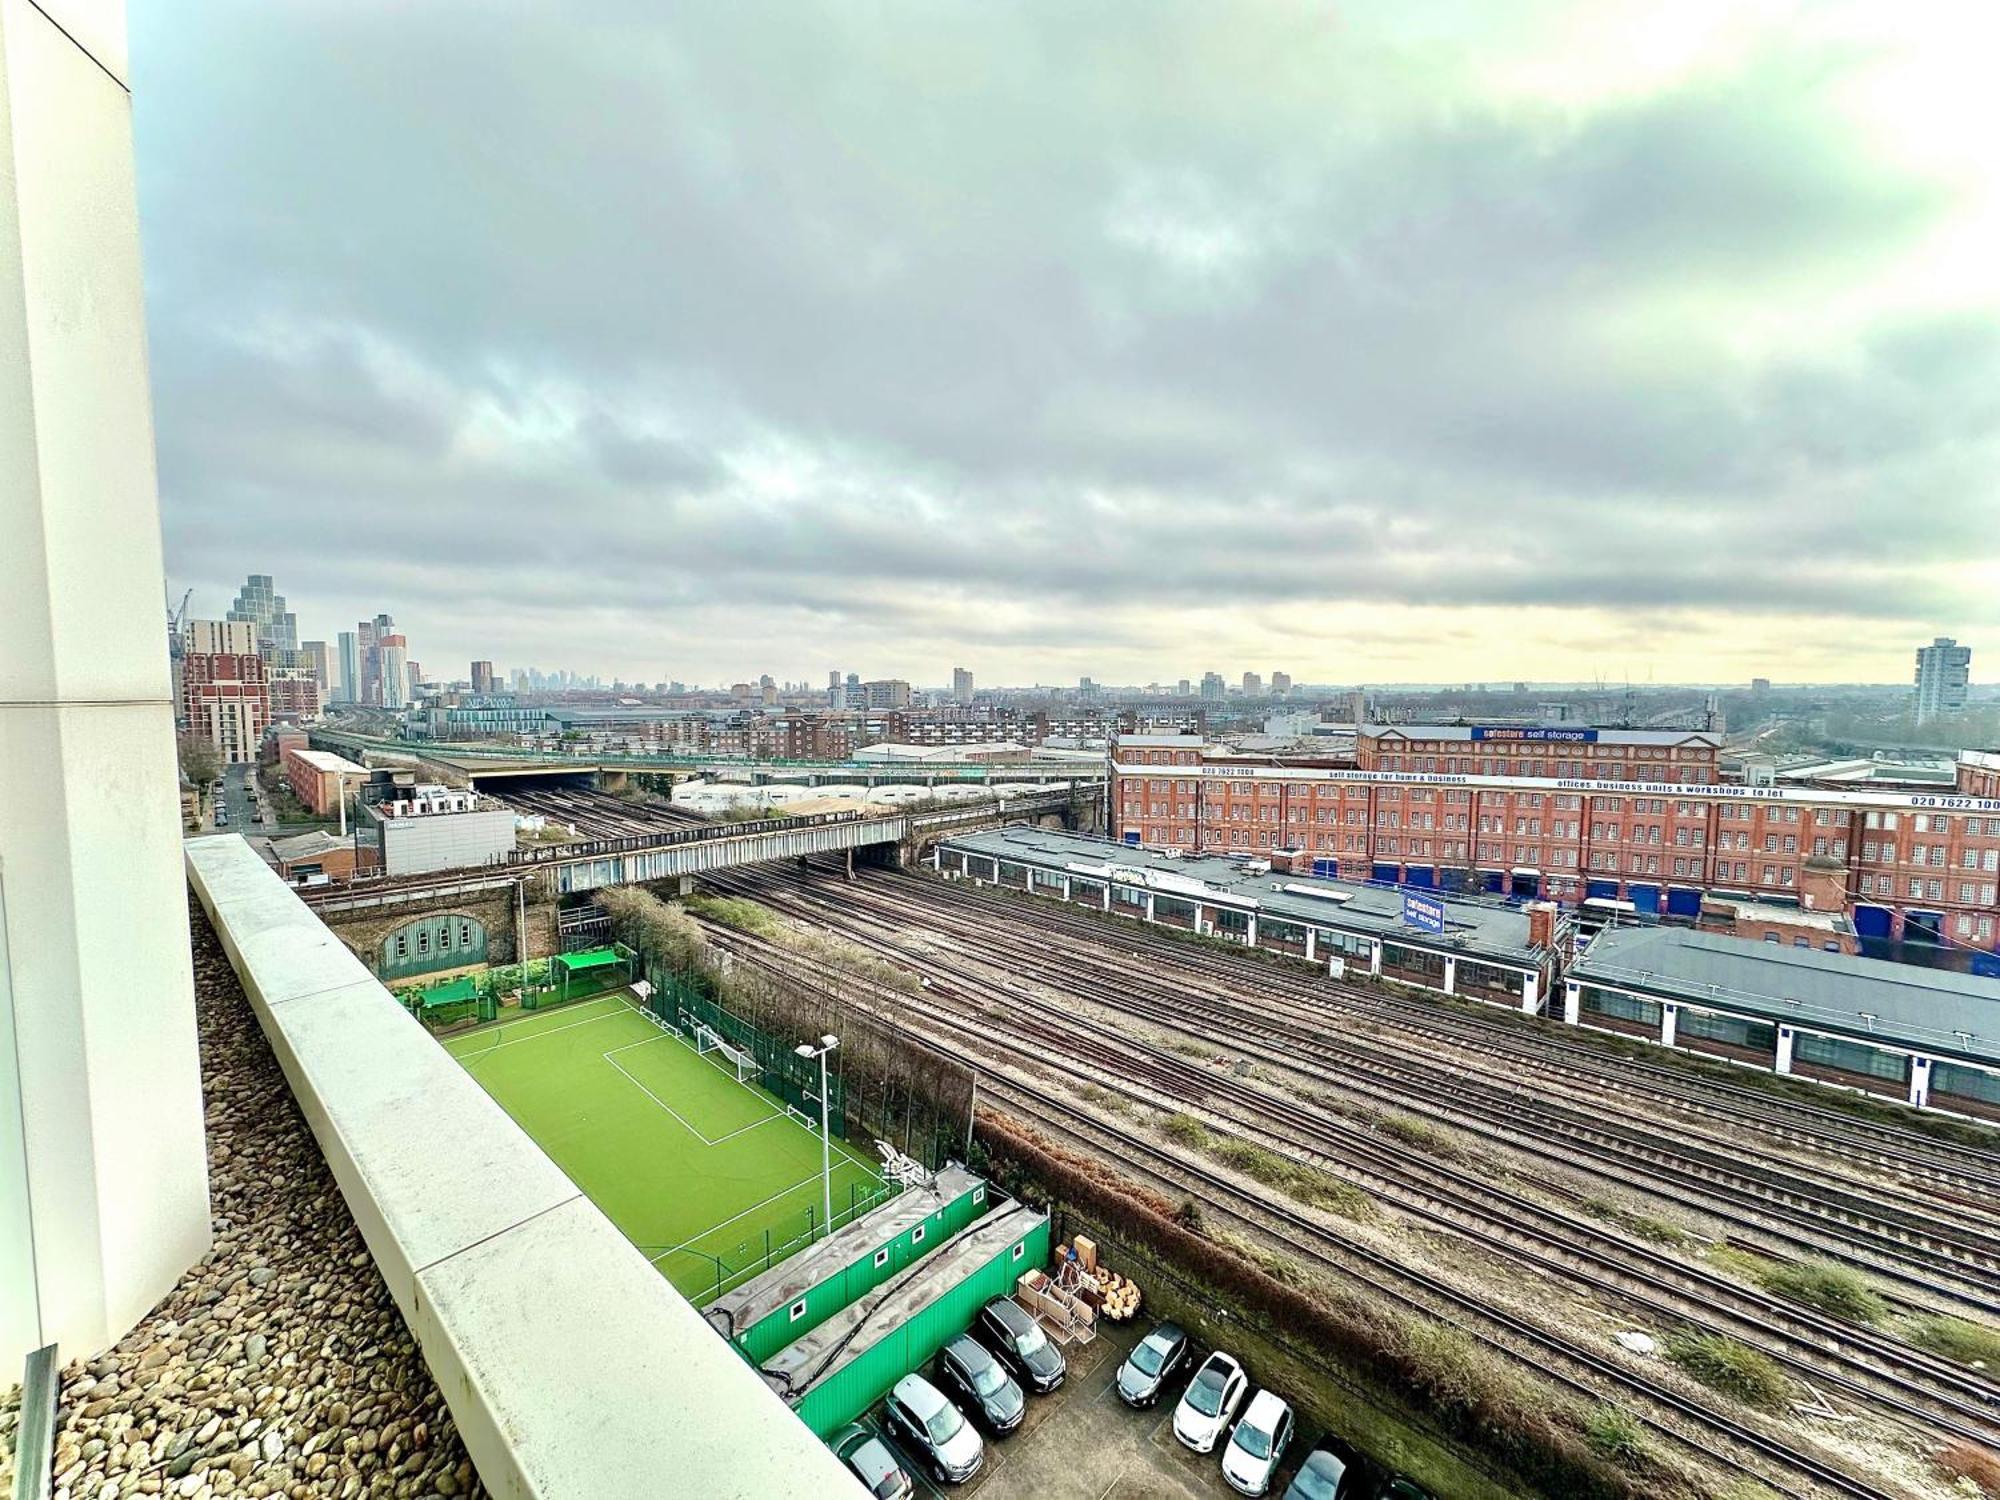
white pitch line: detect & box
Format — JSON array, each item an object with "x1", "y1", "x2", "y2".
[
  {"x1": 445, "y1": 994, "x2": 631, "y2": 1054},
  {"x1": 650, "y1": 1168, "x2": 830, "y2": 1263},
  {"x1": 603, "y1": 1049, "x2": 728, "y2": 1145}
]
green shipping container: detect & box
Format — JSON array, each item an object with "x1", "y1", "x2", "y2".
[
  {"x1": 789, "y1": 1209, "x2": 1051, "y2": 1439},
  {"x1": 728, "y1": 1171, "x2": 990, "y2": 1364}
]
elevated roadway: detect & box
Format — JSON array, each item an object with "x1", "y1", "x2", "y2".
[{"x1": 308, "y1": 727, "x2": 1106, "y2": 789}]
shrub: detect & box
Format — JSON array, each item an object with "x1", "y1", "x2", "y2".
[
  {"x1": 1904, "y1": 1315, "x2": 2000, "y2": 1369},
  {"x1": 1936, "y1": 1440, "x2": 2000, "y2": 1497},
  {"x1": 681, "y1": 893, "x2": 779, "y2": 936},
  {"x1": 1162, "y1": 1115, "x2": 1374, "y2": 1220},
  {"x1": 1754, "y1": 1260, "x2": 1885, "y2": 1327},
  {"x1": 1379, "y1": 1113, "x2": 1460, "y2": 1159},
  {"x1": 1583, "y1": 1403, "x2": 1648, "y2": 1463},
  {"x1": 600, "y1": 884, "x2": 710, "y2": 971},
  {"x1": 1665, "y1": 1332, "x2": 1789, "y2": 1409}
]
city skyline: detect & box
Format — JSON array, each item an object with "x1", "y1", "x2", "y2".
[
  {"x1": 168, "y1": 572, "x2": 1982, "y2": 697},
  {"x1": 138, "y1": 4, "x2": 1999, "y2": 684}
]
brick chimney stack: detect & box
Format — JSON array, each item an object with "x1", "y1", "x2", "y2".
[
  {"x1": 1800, "y1": 856, "x2": 1849, "y2": 914},
  {"x1": 1526, "y1": 901, "x2": 1557, "y2": 950}
]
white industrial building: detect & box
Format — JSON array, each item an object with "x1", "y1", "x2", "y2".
[{"x1": 358, "y1": 785, "x2": 515, "y2": 876}]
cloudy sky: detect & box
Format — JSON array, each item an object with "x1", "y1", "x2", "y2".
[{"x1": 133, "y1": 2, "x2": 2000, "y2": 689}]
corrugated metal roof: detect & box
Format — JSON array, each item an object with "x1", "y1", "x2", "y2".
[
  {"x1": 943, "y1": 826, "x2": 1547, "y2": 965},
  {"x1": 1573, "y1": 925, "x2": 2000, "y2": 1065}
]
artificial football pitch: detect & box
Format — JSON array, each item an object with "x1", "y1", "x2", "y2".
[{"x1": 443, "y1": 990, "x2": 885, "y2": 1302}]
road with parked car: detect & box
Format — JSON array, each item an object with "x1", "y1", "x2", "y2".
[{"x1": 829, "y1": 1296, "x2": 1435, "y2": 1500}]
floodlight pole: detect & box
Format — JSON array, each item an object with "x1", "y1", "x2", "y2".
[
  {"x1": 797, "y1": 1035, "x2": 840, "y2": 1237},
  {"x1": 817, "y1": 1046, "x2": 832, "y2": 1231}
]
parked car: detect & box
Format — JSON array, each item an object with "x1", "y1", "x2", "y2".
[
  {"x1": 1115, "y1": 1321, "x2": 1190, "y2": 1408},
  {"x1": 975, "y1": 1296, "x2": 1066, "y2": 1393},
  {"x1": 883, "y1": 1374, "x2": 983, "y2": 1485},
  {"x1": 937, "y1": 1333, "x2": 1024, "y2": 1435},
  {"x1": 1172, "y1": 1350, "x2": 1249, "y2": 1454},
  {"x1": 1222, "y1": 1389, "x2": 1294, "y2": 1496},
  {"x1": 1283, "y1": 1440, "x2": 1363, "y2": 1499},
  {"x1": 830, "y1": 1423, "x2": 914, "y2": 1500}
]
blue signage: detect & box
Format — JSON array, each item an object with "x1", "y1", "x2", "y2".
[
  {"x1": 1469, "y1": 726, "x2": 1598, "y2": 743},
  {"x1": 1402, "y1": 892, "x2": 1447, "y2": 934}
]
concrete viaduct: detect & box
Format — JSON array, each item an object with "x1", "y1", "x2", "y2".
[{"x1": 302, "y1": 791, "x2": 1089, "y2": 986}]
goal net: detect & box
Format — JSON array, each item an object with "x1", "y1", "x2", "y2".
[{"x1": 697, "y1": 1024, "x2": 758, "y2": 1083}]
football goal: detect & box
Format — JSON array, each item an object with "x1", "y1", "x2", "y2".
[{"x1": 696, "y1": 1024, "x2": 758, "y2": 1084}]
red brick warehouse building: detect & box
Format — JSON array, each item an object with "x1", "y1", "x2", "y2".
[{"x1": 1112, "y1": 727, "x2": 2000, "y2": 954}]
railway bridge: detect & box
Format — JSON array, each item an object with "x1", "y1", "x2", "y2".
[{"x1": 302, "y1": 792, "x2": 1086, "y2": 982}]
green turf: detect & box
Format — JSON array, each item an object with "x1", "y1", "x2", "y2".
[{"x1": 443, "y1": 990, "x2": 886, "y2": 1301}]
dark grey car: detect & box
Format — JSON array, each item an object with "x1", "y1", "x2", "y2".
[
  {"x1": 831, "y1": 1423, "x2": 914, "y2": 1500},
  {"x1": 975, "y1": 1297, "x2": 1066, "y2": 1393},
  {"x1": 1115, "y1": 1321, "x2": 1189, "y2": 1407},
  {"x1": 937, "y1": 1334, "x2": 1025, "y2": 1434}
]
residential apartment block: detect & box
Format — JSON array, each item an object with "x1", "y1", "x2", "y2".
[{"x1": 181, "y1": 620, "x2": 269, "y2": 764}]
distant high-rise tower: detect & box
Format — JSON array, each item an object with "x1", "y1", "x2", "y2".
[
  {"x1": 335, "y1": 631, "x2": 360, "y2": 703},
  {"x1": 379, "y1": 634, "x2": 409, "y2": 710},
  {"x1": 1270, "y1": 671, "x2": 1292, "y2": 697},
  {"x1": 1914, "y1": 637, "x2": 1971, "y2": 725},
  {"x1": 226, "y1": 573, "x2": 297, "y2": 653},
  {"x1": 952, "y1": 666, "x2": 974, "y2": 704},
  {"x1": 1200, "y1": 672, "x2": 1225, "y2": 701},
  {"x1": 300, "y1": 640, "x2": 331, "y2": 692},
  {"x1": 1241, "y1": 671, "x2": 1263, "y2": 697},
  {"x1": 471, "y1": 660, "x2": 495, "y2": 695}
]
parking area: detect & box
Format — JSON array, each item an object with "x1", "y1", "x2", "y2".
[{"x1": 847, "y1": 1316, "x2": 1382, "y2": 1500}]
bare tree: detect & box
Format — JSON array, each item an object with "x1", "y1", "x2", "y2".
[{"x1": 176, "y1": 731, "x2": 222, "y2": 790}]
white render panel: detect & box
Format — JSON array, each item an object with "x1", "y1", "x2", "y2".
[
  {"x1": 382, "y1": 808, "x2": 516, "y2": 877},
  {"x1": 0, "y1": 0, "x2": 209, "y2": 1367},
  {"x1": 0, "y1": 0, "x2": 165, "y2": 702}
]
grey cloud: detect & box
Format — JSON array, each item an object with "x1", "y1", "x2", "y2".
[{"x1": 134, "y1": 2, "x2": 2000, "y2": 681}]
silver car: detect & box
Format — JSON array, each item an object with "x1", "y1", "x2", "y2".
[
  {"x1": 884, "y1": 1373, "x2": 983, "y2": 1485},
  {"x1": 1221, "y1": 1388, "x2": 1294, "y2": 1496}
]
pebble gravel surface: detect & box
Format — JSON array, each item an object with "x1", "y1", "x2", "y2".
[{"x1": 1, "y1": 898, "x2": 484, "y2": 1499}]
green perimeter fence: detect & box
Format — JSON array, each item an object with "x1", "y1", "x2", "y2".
[
  {"x1": 675, "y1": 1176, "x2": 903, "y2": 1309},
  {"x1": 643, "y1": 963, "x2": 849, "y2": 1136},
  {"x1": 397, "y1": 944, "x2": 638, "y2": 1030}
]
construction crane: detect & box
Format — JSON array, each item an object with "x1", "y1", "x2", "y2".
[{"x1": 165, "y1": 587, "x2": 191, "y2": 656}]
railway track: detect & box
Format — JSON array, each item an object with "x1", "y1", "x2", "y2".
[
  {"x1": 702, "y1": 920, "x2": 1918, "y2": 1500},
  {"x1": 701, "y1": 875, "x2": 2000, "y2": 1444},
  {"x1": 874, "y1": 867, "x2": 2000, "y2": 1206},
  {"x1": 494, "y1": 784, "x2": 709, "y2": 839},
  {"x1": 721, "y1": 863, "x2": 2000, "y2": 1316},
  {"x1": 916, "y1": 867, "x2": 2000, "y2": 1200}
]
